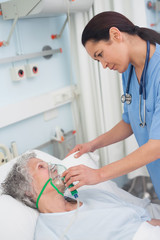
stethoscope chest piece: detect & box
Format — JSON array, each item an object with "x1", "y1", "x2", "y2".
[
  {"x1": 139, "y1": 122, "x2": 146, "y2": 127},
  {"x1": 121, "y1": 93, "x2": 132, "y2": 104}
]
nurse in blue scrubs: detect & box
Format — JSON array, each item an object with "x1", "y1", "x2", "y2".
[{"x1": 63, "y1": 11, "x2": 160, "y2": 200}]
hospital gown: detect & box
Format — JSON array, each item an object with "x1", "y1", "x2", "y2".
[{"x1": 34, "y1": 189, "x2": 150, "y2": 240}]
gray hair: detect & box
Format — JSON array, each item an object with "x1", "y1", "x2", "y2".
[{"x1": 1, "y1": 151, "x2": 37, "y2": 209}]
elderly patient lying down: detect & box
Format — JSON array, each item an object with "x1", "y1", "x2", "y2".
[{"x1": 1, "y1": 152, "x2": 160, "y2": 240}]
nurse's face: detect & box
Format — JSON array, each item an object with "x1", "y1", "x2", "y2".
[{"x1": 85, "y1": 29, "x2": 130, "y2": 73}]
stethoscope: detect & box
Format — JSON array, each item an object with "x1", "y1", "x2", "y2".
[{"x1": 121, "y1": 41, "x2": 150, "y2": 128}]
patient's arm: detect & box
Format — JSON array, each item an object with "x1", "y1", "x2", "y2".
[{"x1": 148, "y1": 219, "x2": 160, "y2": 226}]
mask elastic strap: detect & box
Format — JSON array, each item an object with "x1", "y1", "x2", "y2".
[
  {"x1": 36, "y1": 178, "x2": 51, "y2": 209},
  {"x1": 36, "y1": 178, "x2": 64, "y2": 209}
]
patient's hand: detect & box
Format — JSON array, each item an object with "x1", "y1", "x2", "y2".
[{"x1": 148, "y1": 219, "x2": 160, "y2": 226}]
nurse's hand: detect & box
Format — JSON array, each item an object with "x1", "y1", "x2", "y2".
[
  {"x1": 62, "y1": 165, "x2": 101, "y2": 190},
  {"x1": 65, "y1": 142, "x2": 95, "y2": 158}
]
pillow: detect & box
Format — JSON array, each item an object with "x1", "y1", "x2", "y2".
[
  {"x1": 0, "y1": 195, "x2": 39, "y2": 240},
  {"x1": 35, "y1": 150, "x2": 100, "y2": 169},
  {"x1": 0, "y1": 150, "x2": 99, "y2": 187},
  {"x1": 0, "y1": 150, "x2": 100, "y2": 240}
]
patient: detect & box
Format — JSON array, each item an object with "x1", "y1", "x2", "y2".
[{"x1": 1, "y1": 152, "x2": 160, "y2": 240}]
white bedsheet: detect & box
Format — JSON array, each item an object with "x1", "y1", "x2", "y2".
[{"x1": 133, "y1": 222, "x2": 160, "y2": 240}]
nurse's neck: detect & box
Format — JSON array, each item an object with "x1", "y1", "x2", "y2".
[{"x1": 129, "y1": 37, "x2": 156, "y2": 82}]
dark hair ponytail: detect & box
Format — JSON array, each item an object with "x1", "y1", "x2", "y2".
[
  {"x1": 82, "y1": 11, "x2": 160, "y2": 46},
  {"x1": 135, "y1": 26, "x2": 160, "y2": 44}
]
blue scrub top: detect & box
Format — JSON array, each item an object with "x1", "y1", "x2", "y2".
[{"x1": 122, "y1": 43, "x2": 160, "y2": 199}]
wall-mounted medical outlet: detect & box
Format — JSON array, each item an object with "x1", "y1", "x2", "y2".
[
  {"x1": 25, "y1": 63, "x2": 38, "y2": 78},
  {"x1": 10, "y1": 65, "x2": 26, "y2": 82}
]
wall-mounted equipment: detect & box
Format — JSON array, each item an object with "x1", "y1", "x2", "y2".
[
  {"x1": 0, "y1": 144, "x2": 12, "y2": 165},
  {"x1": 51, "y1": 16, "x2": 68, "y2": 40},
  {"x1": 10, "y1": 65, "x2": 26, "y2": 81},
  {"x1": 25, "y1": 63, "x2": 38, "y2": 78},
  {"x1": 147, "y1": 0, "x2": 160, "y2": 11},
  {"x1": 52, "y1": 130, "x2": 76, "y2": 159},
  {"x1": 0, "y1": 0, "x2": 41, "y2": 47},
  {"x1": 146, "y1": 0, "x2": 160, "y2": 29},
  {"x1": 0, "y1": 0, "x2": 94, "y2": 47},
  {"x1": 0, "y1": 47, "x2": 62, "y2": 65},
  {"x1": 0, "y1": 85, "x2": 79, "y2": 128},
  {"x1": 0, "y1": 142, "x2": 19, "y2": 165},
  {"x1": 0, "y1": 152, "x2": 5, "y2": 166},
  {"x1": 0, "y1": 14, "x2": 18, "y2": 47},
  {"x1": 1, "y1": 0, "x2": 94, "y2": 20}
]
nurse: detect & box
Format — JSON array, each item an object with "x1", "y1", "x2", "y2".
[{"x1": 62, "y1": 11, "x2": 160, "y2": 199}]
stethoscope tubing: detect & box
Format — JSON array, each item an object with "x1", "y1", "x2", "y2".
[
  {"x1": 140, "y1": 41, "x2": 150, "y2": 100},
  {"x1": 121, "y1": 41, "x2": 150, "y2": 127},
  {"x1": 126, "y1": 65, "x2": 133, "y2": 94}
]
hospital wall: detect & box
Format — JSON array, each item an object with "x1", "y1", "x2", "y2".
[
  {"x1": 0, "y1": 13, "x2": 76, "y2": 156},
  {"x1": 1, "y1": 0, "x2": 160, "y2": 187}
]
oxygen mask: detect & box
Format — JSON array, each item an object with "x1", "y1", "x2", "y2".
[
  {"x1": 48, "y1": 163, "x2": 78, "y2": 198},
  {"x1": 36, "y1": 163, "x2": 78, "y2": 209},
  {"x1": 48, "y1": 163, "x2": 67, "y2": 194}
]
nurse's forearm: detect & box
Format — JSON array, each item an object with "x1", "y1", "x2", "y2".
[
  {"x1": 91, "y1": 120, "x2": 133, "y2": 151},
  {"x1": 99, "y1": 139, "x2": 160, "y2": 182}
]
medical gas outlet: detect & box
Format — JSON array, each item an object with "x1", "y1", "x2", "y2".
[
  {"x1": 25, "y1": 63, "x2": 38, "y2": 78},
  {"x1": 10, "y1": 65, "x2": 26, "y2": 81}
]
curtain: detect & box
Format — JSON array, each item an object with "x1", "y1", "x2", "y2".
[{"x1": 70, "y1": 0, "x2": 149, "y2": 177}]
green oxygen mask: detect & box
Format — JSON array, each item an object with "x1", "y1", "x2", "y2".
[{"x1": 36, "y1": 163, "x2": 78, "y2": 209}]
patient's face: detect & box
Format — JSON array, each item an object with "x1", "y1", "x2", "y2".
[{"x1": 28, "y1": 158, "x2": 53, "y2": 196}]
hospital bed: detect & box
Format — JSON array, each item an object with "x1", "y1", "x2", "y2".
[{"x1": 0, "y1": 150, "x2": 160, "y2": 240}]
